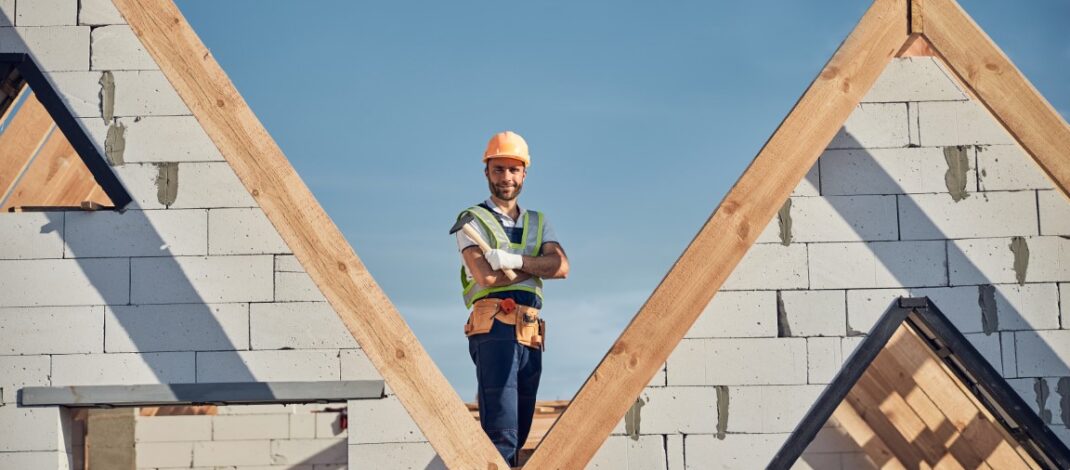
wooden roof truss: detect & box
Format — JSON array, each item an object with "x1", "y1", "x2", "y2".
[{"x1": 110, "y1": 0, "x2": 1070, "y2": 467}]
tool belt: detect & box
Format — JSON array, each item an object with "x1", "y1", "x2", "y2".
[{"x1": 464, "y1": 298, "x2": 546, "y2": 350}]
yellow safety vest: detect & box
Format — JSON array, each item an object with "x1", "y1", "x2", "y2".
[{"x1": 459, "y1": 205, "x2": 544, "y2": 308}]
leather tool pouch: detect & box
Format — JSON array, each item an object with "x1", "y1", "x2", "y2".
[
  {"x1": 516, "y1": 311, "x2": 545, "y2": 351},
  {"x1": 463, "y1": 300, "x2": 499, "y2": 337}
]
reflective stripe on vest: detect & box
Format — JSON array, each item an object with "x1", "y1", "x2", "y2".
[{"x1": 460, "y1": 206, "x2": 544, "y2": 308}]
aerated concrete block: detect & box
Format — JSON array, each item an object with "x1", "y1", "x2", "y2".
[
  {"x1": 667, "y1": 337, "x2": 807, "y2": 386},
  {"x1": 861, "y1": 57, "x2": 968, "y2": 103},
  {"x1": 1062, "y1": 284, "x2": 1069, "y2": 329},
  {"x1": 0, "y1": 355, "x2": 50, "y2": 404},
  {"x1": 794, "y1": 196, "x2": 898, "y2": 243},
  {"x1": 348, "y1": 443, "x2": 443, "y2": 470},
  {"x1": 340, "y1": 349, "x2": 381, "y2": 381},
  {"x1": 16, "y1": 0, "x2": 77, "y2": 25},
  {"x1": 0, "y1": 26, "x2": 89, "y2": 71},
  {"x1": 209, "y1": 208, "x2": 290, "y2": 255},
  {"x1": 977, "y1": 145, "x2": 1054, "y2": 191},
  {"x1": 828, "y1": 103, "x2": 909, "y2": 149},
  {"x1": 683, "y1": 433, "x2": 789, "y2": 469},
  {"x1": 65, "y1": 209, "x2": 208, "y2": 257},
  {"x1": 1016, "y1": 330, "x2": 1070, "y2": 377},
  {"x1": 1039, "y1": 190, "x2": 1070, "y2": 236},
  {"x1": 347, "y1": 395, "x2": 424, "y2": 444},
  {"x1": 51, "y1": 352, "x2": 195, "y2": 385},
  {"x1": 134, "y1": 415, "x2": 211, "y2": 442},
  {"x1": 0, "y1": 305, "x2": 103, "y2": 354},
  {"x1": 918, "y1": 100, "x2": 1015, "y2": 147},
  {"x1": 845, "y1": 287, "x2": 983, "y2": 335},
  {"x1": 0, "y1": 0, "x2": 12, "y2": 26},
  {"x1": 135, "y1": 442, "x2": 194, "y2": 468},
  {"x1": 0, "y1": 452, "x2": 73, "y2": 470},
  {"x1": 79, "y1": 0, "x2": 125, "y2": 25},
  {"x1": 949, "y1": 236, "x2": 1070, "y2": 285},
  {"x1": 793, "y1": 164, "x2": 820, "y2": 197},
  {"x1": 212, "y1": 414, "x2": 289, "y2": 441},
  {"x1": 808, "y1": 241, "x2": 947, "y2": 289},
  {"x1": 115, "y1": 116, "x2": 224, "y2": 163},
  {"x1": 196, "y1": 350, "x2": 340, "y2": 383},
  {"x1": 721, "y1": 244, "x2": 808, "y2": 291},
  {"x1": 192, "y1": 440, "x2": 273, "y2": 467},
  {"x1": 636, "y1": 386, "x2": 718, "y2": 434},
  {"x1": 130, "y1": 255, "x2": 273, "y2": 304},
  {"x1": 316, "y1": 412, "x2": 347, "y2": 438},
  {"x1": 275, "y1": 271, "x2": 328, "y2": 302},
  {"x1": 993, "y1": 284, "x2": 1060, "y2": 331},
  {"x1": 963, "y1": 332, "x2": 1002, "y2": 372},
  {"x1": 289, "y1": 413, "x2": 316, "y2": 439},
  {"x1": 726, "y1": 384, "x2": 826, "y2": 433},
  {"x1": 110, "y1": 70, "x2": 189, "y2": 116},
  {"x1": 90, "y1": 25, "x2": 155, "y2": 70},
  {"x1": 666, "y1": 434, "x2": 684, "y2": 470},
  {"x1": 780, "y1": 290, "x2": 846, "y2": 337},
  {"x1": 0, "y1": 212, "x2": 64, "y2": 259},
  {"x1": 588, "y1": 435, "x2": 667, "y2": 470},
  {"x1": 898, "y1": 191, "x2": 1038, "y2": 240},
  {"x1": 114, "y1": 162, "x2": 258, "y2": 210},
  {"x1": 688, "y1": 291, "x2": 777, "y2": 338},
  {"x1": 250, "y1": 302, "x2": 357, "y2": 350},
  {"x1": 0, "y1": 406, "x2": 68, "y2": 452},
  {"x1": 272, "y1": 439, "x2": 348, "y2": 465},
  {"x1": 820, "y1": 147, "x2": 976, "y2": 196},
  {"x1": 1001, "y1": 331, "x2": 1017, "y2": 378},
  {"x1": 47, "y1": 71, "x2": 104, "y2": 117},
  {"x1": 275, "y1": 255, "x2": 305, "y2": 272},
  {"x1": 0, "y1": 258, "x2": 129, "y2": 307},
  {"x1": 105, "y1": 303, "x2": 249, "y2": 352},
  {"x1": 807, "y1": 337, "x2": 843, "y2": 384}
]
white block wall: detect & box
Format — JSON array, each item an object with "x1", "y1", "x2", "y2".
[
  {"x1": 0, "y1": 3, "x2": 412, "y2": 468},
  {"x1": 134, "y1": 404, "x2": 349, "y2": 469},
  {"x1": 628, "y1": 56, "x2": 1070, "y2": 468}
]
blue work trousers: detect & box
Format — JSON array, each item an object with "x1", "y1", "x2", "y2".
[{"x1": 468, "y1": 319, "x2": 542, "y2": 466}]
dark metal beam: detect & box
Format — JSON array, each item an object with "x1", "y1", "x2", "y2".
[{"x1": 20, "y1": 380, "x2": 384, "y2": 407}]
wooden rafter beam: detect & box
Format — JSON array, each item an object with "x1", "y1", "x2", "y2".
[
  {"x1": 0, "y1": 92, "x2": 54, "y2": 203},
  {"x1": 111, "y1": 1, "x2": 508, "y2": 468},
  {"x1": 921, "y1": 0, "x2": 1070, "y2": 196},
  {"x1": 524, "y1": 0, "x2": 910, "y2": 467}
]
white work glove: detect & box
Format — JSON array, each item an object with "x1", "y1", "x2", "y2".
[{"x1": 485, "y1": 249, "x2": 523, "y2": 271}]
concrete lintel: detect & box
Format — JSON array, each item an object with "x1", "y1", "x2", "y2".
[{"x1": 20, "y1": 380, "x2": 384, "y2": 407}]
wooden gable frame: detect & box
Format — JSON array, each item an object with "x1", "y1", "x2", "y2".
[
  {"x1": 769, "y1": 297, "x2": 1070, "y2": 469},
  {"x1": 111, "y1": 0, "x2": 1068, "y2": 468}
]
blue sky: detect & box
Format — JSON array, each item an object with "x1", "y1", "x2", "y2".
[{"x1": 174, "y1": 0, "x2": 1069, "y2": 400}]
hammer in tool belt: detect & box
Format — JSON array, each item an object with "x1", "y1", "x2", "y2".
[{"x1": 449, "y1": 213, "x2": 518, "y2": 280}]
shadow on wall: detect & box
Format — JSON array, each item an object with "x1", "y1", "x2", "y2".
[
  {"x1": 0, "y1": 19, "x2": 279, "y2": 466},
  {"x1": 796, "y1": 130, "x2": 1068, "y2": 466}
]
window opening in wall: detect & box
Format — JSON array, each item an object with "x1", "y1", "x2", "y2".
[
  {"x1": 72, "y1": 403, "x2": 350, "y2": 470},
  {"x1": 773, "y1": 297, "x2": 1070, "y2": 470},
  {"x1": 0, "y1": 53, "x2": 131, "y2": 213}
]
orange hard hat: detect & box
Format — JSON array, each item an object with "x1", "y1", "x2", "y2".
[{"x1": 483, "y1": 131, "x2": 531, "y2": 167}]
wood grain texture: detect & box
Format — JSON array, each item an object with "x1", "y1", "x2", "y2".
[
  {"x1": 923, "y1": 0, "x2": 1070, "y2": 196},
  {"x1": 524, "y1": 1, "x2": 910, "y2": 467},
  {"x1": 2, "y1": 129, "x2": 112, "y2": 211},
  {"x1": 111, "y1": 1, "x2": 508, "y2": 468},
  {"x1": 831, "y1": 401, "x2": 906, "y2": 469},
  {"x1": 0, "y1": 93, "x2": 54, "y2": 202}
]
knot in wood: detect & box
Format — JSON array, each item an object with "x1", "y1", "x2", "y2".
[
  {"x1": 337, "y1": 262, "x2": 347, "y2": 272},
  {"x1": 395, "y1": 348, "x2": 406, "y2": 360}
]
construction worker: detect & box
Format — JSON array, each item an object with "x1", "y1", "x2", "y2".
[{"x1": 454, "y1": 130, "x2": 569, "y2": 466}]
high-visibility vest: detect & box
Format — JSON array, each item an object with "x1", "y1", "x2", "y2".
[{"x1": 459, "y1": 205, "x2": 544, "y2": 308}]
